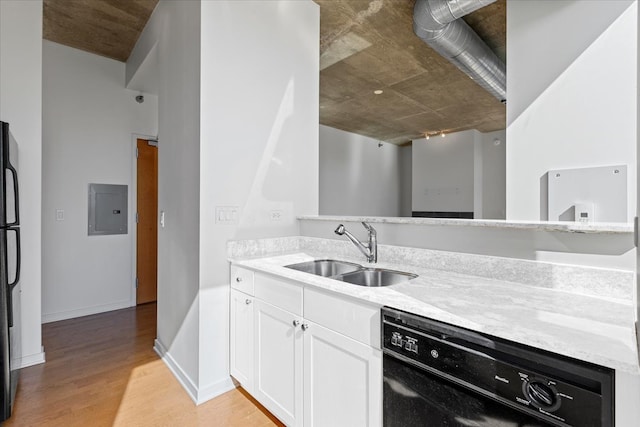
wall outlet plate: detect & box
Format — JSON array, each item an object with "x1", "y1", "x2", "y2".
[{"x1": 215, "y1": 206, "x2": 239, "y2": 224}]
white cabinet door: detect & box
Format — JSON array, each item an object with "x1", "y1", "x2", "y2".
[
  {"x1": 230, "y1": 289, "x2": 254, "y2": 393},
  {"x1": 303, "y1": 321, "x2": 382, "y2": 427},
  {"x1": 254, "y1": 299, "x2": 303, "y2": 427}
]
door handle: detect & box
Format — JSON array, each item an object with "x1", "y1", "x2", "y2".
[{"x1": 7, "y1": 227, "x2": 20, "y2": 288}]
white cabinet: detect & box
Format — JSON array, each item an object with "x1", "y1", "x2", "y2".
[
  {"x1": 303, "y1": 320, "x2": 382, "y2": 427},
  {"x1": 254, "y1": 299, "x2": 303, "y2": 427},
  {"x1": 229, "y1": 266, "x2": 382, "y2": 427},
  {"x1": 230, "y1": 289, "x2": 254, "y2": 393}
]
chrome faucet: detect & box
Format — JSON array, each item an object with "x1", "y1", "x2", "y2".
[{"x1": 334, "y1": 222, "x2": 377, "y2": 263}]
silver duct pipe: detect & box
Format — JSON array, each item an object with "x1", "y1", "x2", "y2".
[{"x1": 413, "y1": 0, "x2": 506, "y2": 102}]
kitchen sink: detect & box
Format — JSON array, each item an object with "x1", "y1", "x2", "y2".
[
  {"x1": 338, "y1": 268, "x2": 418, "y2": 287},
  {"x1": 285, "y1": 259, "x2": 362, "y2": 277},
  {"x1": 285, "y1": 259, "x2": 418, "y2": 287}
]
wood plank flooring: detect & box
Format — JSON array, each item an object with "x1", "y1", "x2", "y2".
[{"x1": 5, "y1": 303, "x2": 283, "y2": 427}]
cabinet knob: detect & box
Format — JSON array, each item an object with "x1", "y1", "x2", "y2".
[
  {"x1": 236, "y1": 277, "x2": 243, "y2": 283},
  {"x1": 292, "y1": 320, "x2": 300, "y2": 327},
  {"x1": 301, "y1": 323, "x2": 309, "y2": 331},
  {"x1": 245, "y1": 299, "x2": 252, "y2": 305}
]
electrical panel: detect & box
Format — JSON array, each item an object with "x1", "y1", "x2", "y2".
[{"x1": 88, "y1": 183, "x2": 128, "y2": 235}]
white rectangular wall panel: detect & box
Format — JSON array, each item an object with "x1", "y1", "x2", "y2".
[{"x1": 548, "y1": 165, "x2": 627, "y2": 222}]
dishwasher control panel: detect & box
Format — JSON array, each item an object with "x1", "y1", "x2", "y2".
[{"x1": 382, "y1": 307, "x2": 614, "y2": 427}]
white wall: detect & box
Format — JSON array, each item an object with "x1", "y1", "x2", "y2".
[
  {"x1": 128, "y1": 0, "x2": 319, "y2": 403},
  {"x1": 507, "y1": 1, "x2": 637, "y2": 221},
  {"x1": 319, "y1": 125, "x2": 402, "y2": 216},
  {"x1": 128, "y1": 0, "x2": 203, "y2": 396},
  {"x1": 199, "y1": 0, "x2": 319, "y2": 401},
  {"x1": 41, "y1": 41, "x2": 158, "y2": 322},
  {"x1": 0, "y1": 0, "x2": 44, "y2": 366},
  {"x1": 399, "y1": 145, "x2": 412, "y2": 217},
  {"x1": 480, "y1": 130, "x2": 506, "y2": 219},
  {"x1": 412, "y1": 130, "x2": 476, "y2": 214}
]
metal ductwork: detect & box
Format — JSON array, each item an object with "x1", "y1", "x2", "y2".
[{"x1": 413, "y1": 0, "x2": 506, "y2": 103}]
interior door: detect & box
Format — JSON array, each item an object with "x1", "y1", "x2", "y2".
[{"x1": 136, "y1": 138, "x2": 158, "y2": 304}]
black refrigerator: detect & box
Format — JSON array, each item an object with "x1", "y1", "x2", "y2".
[{"x1": 0, "y1": 121, "x2": 21, "y2": 422}]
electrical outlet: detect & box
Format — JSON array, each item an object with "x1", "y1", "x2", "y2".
[
  {"x1": 270, "y1": 210, "x2": 283, "y2": 221},
  {"x1": 56, "y1": 209, "x2": 64, "y2": 221},
  {"x1": 216, "y1": 206, "x2": 239, "y2": 224}
]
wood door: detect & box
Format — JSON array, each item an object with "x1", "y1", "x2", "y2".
[{"x1": 136, "y1": 139, "x2": 158, "y2": 304}]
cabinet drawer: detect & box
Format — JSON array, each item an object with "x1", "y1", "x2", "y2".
[
  {"x1": 304, "y1": 287, "x2": 381, "y2": 349},
  {"x1": 230, "y1": 265, "x2": 254, "y2": 295},
  {"x1": 254, "y1": 273, "x2": 303, "y2": 316}
]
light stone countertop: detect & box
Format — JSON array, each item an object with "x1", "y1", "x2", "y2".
[
  {"x1": 230, "y1": 251, "x2": 639, "y2": 374},
  {"x1": 298, "y1": 215, "x2": 634, "y2": 234}
]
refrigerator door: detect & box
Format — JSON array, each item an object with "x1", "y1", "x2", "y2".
[
  {"x1": 0, "y1": 229, "x2": 11, "y2": 421},
  {"x1": 0, "y1": 227, "x2": 20, "y2": 422},
  {"x1": 5, "y1": 228, "x2": 20, "y2": 327},
  {"x1": 0, "y1": 122, "x2": 19, "y2": 227}
]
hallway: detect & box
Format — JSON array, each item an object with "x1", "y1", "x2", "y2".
[{"x1": 5, "y1": 303, "x2": 282, "y2": 426}]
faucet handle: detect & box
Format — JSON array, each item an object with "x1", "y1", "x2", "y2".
[{"x1": 362, "y1": 222, "x2": 376, "y2": 234}]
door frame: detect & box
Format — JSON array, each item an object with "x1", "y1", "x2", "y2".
[{"x1": 130, "y1": 133, "x2": 158, "y2": 306}]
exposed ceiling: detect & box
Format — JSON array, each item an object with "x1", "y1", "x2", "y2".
[
  {"x1": 42, "y1": 0, "x2": 506, "y2": 144},
  {"x1": 317, "y1": 0, "x2": 506, "y2": 144},
  {"x1": 43, "y1": 0, "x2": 158, "y2": 63}
]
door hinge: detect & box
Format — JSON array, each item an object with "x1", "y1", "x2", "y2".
[
  {"x1": 136, "y1": 212, "x2": 139, "y2": 223},
  {"x1": 135, "y1": 277, "x2": 139, "y2": 289},
  {"x1": 136, "y1": 147, "x2": 139, "y2": 158}
]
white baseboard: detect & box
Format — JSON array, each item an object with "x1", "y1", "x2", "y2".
[
  {"x1": 42, "y1": 299, "x2": 135, "y2": 323},
  {"x1": 154, "y1": 339, "x2": 235, "y2": 405},
  {"x1": 196, "y1": 376, "x2": 235, "y2": 405},
  {"x1": 14, "y1": 346, "x2": 46, "y2": 369},
  {"x1": 154, "y1": 339, "x2": 199, "y2": 402}
]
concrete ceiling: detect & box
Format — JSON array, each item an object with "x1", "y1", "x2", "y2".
[
  {"x1": 43, "y1": 0, "x2": 158, "y2": 63},
  {"x1": 318, "y1": 0, "x2": 506, "y2": 144},
  {"x1": 42, "y1": 0, "x2": 506, "y2": 144}
]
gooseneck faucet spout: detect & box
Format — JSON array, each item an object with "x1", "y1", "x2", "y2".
[{"x1": 334, "y1": 222, "x2": 377, "y2": 263}]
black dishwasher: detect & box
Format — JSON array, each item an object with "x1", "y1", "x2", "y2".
[{"x1": 381, "y1": 307, "x2": 614, "y2": 427}]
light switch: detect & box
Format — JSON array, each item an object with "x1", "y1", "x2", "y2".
[
  {"x1": 56, "y1": 209, "x2": 64, "y2": 221},
  {"x1": 215, "y1": 206, "x2": 239, "y2": 224}
]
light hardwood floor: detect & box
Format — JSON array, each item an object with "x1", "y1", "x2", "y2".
[{"x1": 5, "y1": 303, "x2": 283, "y2": 427}]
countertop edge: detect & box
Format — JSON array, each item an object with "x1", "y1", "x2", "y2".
[
  {"x1": 297, "y1": 215, "x2": 634, "y2": 234},
  {"x1": 229, "y1": 253, "x2": 640, "y2": 375}
]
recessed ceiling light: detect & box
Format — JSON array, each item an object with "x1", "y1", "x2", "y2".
[{"x1": 373, "y1": 90, "x2": 383, "y2": 95}]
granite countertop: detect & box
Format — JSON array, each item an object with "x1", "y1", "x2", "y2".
[
  {"x1": 230, "y1": 251, "x2": 639, "y2": 374},
  {"x1": 298, "y1": 215, "x2": 634, "y2": 234}
]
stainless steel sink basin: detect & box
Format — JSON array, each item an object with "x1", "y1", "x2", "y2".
[
  {"x1": 285, "y1": 259, "x2": 362, "y2": 277},
  {"x1": 337, "y1": 268, "x2": 418, "y2": 287}
]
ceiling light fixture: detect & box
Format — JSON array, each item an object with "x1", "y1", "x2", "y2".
[
  {"x1": 425, "y1": 134, "x2": 430, "y2": 140},
  {"x1": 373, "y1": 90, "x2": 383, "y2": 95},
  {"x1": 441, "y1": 131, "x2": 446, "y2": 138}
]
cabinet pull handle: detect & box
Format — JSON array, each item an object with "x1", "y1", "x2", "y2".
[
  {"x1": 301, "y1": 323, "x2": 309, "y2": 331},
  {"x1": 292, "y1": 320, "x2": 300, "y2": 327},
  {"x1": 245, "y1": 299, "x2": 252, "y2": 305},
  {"x1": 236, "y1": 277, "x2": 243, "y2": 283}
]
